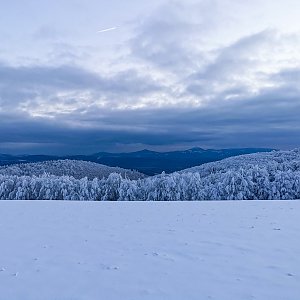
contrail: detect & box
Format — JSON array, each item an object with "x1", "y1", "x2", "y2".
[{"x1": 98, "y1": 27, "x2": 117, "y2": 33}]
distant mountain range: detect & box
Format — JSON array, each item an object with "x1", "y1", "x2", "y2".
[{"x1": 0, "y1": 147, "x2": 275, "y2": 175}]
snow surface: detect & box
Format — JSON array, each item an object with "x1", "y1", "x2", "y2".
[{"x1": 0, "y1": 201, "x2": 299, "y2": 300}]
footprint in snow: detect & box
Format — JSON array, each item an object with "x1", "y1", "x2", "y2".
[
  {"x1": 100, "y1": 264, "x2": 119, "y2": 270},
  {"x1": 106, "y1": 266, "x2": 118, "y2": 270}
]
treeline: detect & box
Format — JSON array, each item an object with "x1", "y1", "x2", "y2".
[{"x1": 1, "y1": 164, "x2": 300, "y2": 200}]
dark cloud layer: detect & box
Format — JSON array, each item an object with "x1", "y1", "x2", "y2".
[{"x1": 1, "y1": 82, "x2": 300, "y2": 154}]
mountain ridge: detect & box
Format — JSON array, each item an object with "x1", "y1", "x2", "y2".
[{"x1": 0, "y1": 147, "x2": 276, "y2": 175}]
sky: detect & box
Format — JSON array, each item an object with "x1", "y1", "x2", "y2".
[{"x1": 1, "y1": 0, "x2": 300, "y2": 154}]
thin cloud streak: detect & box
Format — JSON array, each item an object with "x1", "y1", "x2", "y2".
[{"x1": 97, "y1": 27, "x2": 118, "y2": 33}]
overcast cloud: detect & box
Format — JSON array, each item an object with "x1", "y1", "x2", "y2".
[{"x1": 1, "y1": 0, "x2": 300, "y2": 154}]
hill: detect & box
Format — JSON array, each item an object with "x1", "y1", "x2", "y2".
[
  {"x1": 181, "y1": 148, "x2": 299, "y2": 176},
  {"x1": 0, "y1": 160, "x2": 145, "y2": 180}
]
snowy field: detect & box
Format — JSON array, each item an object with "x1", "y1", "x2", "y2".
[{"x1": 0, "y1": 201, "x2": 299, "y2": 300}]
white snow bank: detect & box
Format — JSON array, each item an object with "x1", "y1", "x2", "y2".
[{"x1": 0, "y1": 201, "x2": 299, "y2": 300}]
